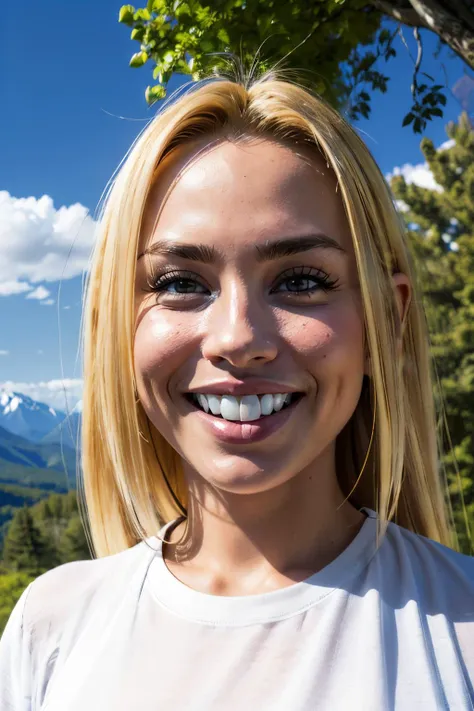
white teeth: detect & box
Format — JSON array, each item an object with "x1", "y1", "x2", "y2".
[
  {"x1": 197, "y1": 394, "x2": 209, "y2": 413},
  {"x1": 207, "y1": 394, "x2": 221, "y2": 416},
  {"x1": 220, "y1": 395, "x2": 241, "y2": 421},
  {"x1": 273, "y1": 394, "x2": 286, "y2": 411},
  {"x1": 260, "y1": 393, "x2": 274, "y2": 416},
  {"x1": 240, "y1": 395, "x2": 261, "y2": 421},
  {"x1": 191, "y1": 392, "x2": 297, "y2": 421}
]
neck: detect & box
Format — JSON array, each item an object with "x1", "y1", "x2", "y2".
[{"x1": 163, "y1": 447, "x2": 366, "y2": 596}]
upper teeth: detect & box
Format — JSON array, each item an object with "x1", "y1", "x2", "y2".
[{"x1": 193, "y1": 393, "x2": 294, "y2": 421}]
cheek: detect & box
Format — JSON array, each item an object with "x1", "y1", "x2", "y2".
[
  {"x1": 280, "y1": 302, "x2": 365, "y2": 370},
  {"x1": 134, "y1": 310, "x2": 196, "y2": 386}
]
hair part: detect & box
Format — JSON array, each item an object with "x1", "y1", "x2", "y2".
[{"x1": 79, "y1": 65, "x2": 452, "y2": 558}]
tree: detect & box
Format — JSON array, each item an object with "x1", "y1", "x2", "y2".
[
  {"x1": 59, "y1": 515, "x2": 91, "y2": 562},
  {"x1": 0, "y1": 572, "x2": 36, "y2": 636},
  {"x1": 390, "y1": 111, "x2": 474, "y2": 552},
  {"x1": 33, "y1": 490, "x2": 78, "y2": 554},
  {"x1": 0, "y1": 490, "x2": 93, "y2": 573},
  {"x1": 2, "y1": 506, "x2": 52, "y2": 574},
  {"x1": 119, "y1": 0, "x2": 473, "y2": 131}
]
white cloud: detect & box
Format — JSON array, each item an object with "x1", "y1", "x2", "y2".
[
  {"x1": 0, "y1": 191, "x2": 97, "y2": 298},
  {"x1": 0, "y1": 378, "x2": 83, "y2": 411},
  {"x1": 26, "y1": 285, "x2": 51, "y2": 300},
  {"x1": 439, "y1": 139, "x2": 455, "y2": 151},
  {"x1": 386, "y1": 137, "x2": 456, "y2": 194},
  {"x1": 40, "y1": 299, "x2": 55, "y2": 306},
  {"x1": 395, "y1": 199, "x2": 409, "y2": 213},
  {"x1": 0, "y1": 280, "x2": 33, "y2": 296},
  {"x1": 387, "y1": 163, "x2": 443, "y2": 192},
  {"x1": 0, "y1": 350, "x2": 9, "y2": 356}
]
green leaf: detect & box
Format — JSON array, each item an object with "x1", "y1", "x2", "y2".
[
  {"x1": 134, "y1": 8, "x2": 151, "y2": 21},
  {"x1": 431, "y1": 107, "x2": 444, "y2": 118},
  {"x1": 438, "y1": 94, "x2": 447, "y2": 106},
  {"x1": 145, "y1": 84, "x2": 167, "y2": 104},
  {"x1": 119, "y1": 4, "x2": 135, "y2": 25},
  {"x1": 200, "y1": 39, "x2": 215, "y2": 53},
  {"x1": 175, "y1": 2, "x2": 192, "y2": 19},
  {"x1": 402, "y1": 112, "x2": 415, "y2": 127},
  {"x1": 359, "y1": 101, "x2": 370, "y2": 119},
  {"x1": 129, "y1": 50, "x2": 148, "y2": 67},
  {"x1": 217, "y1": 28, "x2": 230, "y2": 45},
  {"x1": 131, "y1": 26, "x2": 146, "y2": 41}
]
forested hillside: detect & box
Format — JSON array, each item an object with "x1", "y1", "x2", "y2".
[
  {"x1": 0, "y1": 490, "x2": 91, "y2": 634},
  {"x1": 390, "y1": 111, "x2": 474, "y2": 553}
]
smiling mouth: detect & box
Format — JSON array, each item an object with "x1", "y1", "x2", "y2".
[{"x1": 184, "y1": 392, "x2": 305, "y2": 421}]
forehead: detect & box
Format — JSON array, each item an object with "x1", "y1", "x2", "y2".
[{"x1": 139, "y1": 137, "x2": 352, "y2": 256}]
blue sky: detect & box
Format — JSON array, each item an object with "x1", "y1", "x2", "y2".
[{"x1": 0, "y1": 0, "x2": 471, "y2": 410}]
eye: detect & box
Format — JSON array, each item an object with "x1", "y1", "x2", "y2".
[
  {"x1": 271, "y1": 266, "x2": 340, "y2": 296},
  {"x1": 141, "y1": 266, "x2": 340, "y2": 305},
  {"x1": 142, "y1": 269, "x2": 209, "y2": 298}
]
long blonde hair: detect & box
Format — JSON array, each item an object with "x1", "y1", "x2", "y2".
[{"x1": 79, "y1": 66, "x2": 452, "y2": 558}]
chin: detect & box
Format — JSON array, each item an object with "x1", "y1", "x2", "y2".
[{"x1": 191, "y1": 457, "x2": 295, "y2": 496}]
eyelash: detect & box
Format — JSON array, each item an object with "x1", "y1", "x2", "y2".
[{"x1": 143, "y1": 266, "x2": 340, "y2": 301}]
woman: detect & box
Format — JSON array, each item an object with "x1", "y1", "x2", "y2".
[{"x1": 1, "y1": 67, "x2": 473, "y2": 710}]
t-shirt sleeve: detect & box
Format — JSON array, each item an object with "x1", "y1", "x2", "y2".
[{"x1": 0, "y1": 583, "x2": 34, "y2": 711}]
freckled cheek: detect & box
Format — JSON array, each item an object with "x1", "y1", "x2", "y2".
[
  {"x1": 133, "y1": 312, "x2": 197, "y2": 384},
  {"x1": 280, "y1": 308, "x2": 364, "y2": 369}
]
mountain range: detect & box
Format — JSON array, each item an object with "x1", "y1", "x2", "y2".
[
  {"x1": 0, "y1": 390, "x2": 81, "y2": 512},
  {"x1": 0, "y1": 390, "x2": 82, "y2": 448}
]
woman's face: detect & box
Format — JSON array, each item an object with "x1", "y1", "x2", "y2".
[{"x1": 134, "y1": 137, "x2": 369, "y2": 495}]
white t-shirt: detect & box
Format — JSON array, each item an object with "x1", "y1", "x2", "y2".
[{"x1": 1, "y1": 507, "x2": 474, "y2": 710}]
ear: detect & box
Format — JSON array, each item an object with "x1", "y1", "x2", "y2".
[{"x1": 364, "y1": 271, "x2": 412, "y2": 376}]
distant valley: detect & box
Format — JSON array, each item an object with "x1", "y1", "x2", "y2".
[{"x1": 0, "y1": 390, "x2": 81, "y2": 535}]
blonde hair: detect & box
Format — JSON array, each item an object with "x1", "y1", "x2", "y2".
[{"x1": 80, "y1": 66, "x2": 452, "y2": 558}]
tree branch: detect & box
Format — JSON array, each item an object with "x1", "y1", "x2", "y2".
[
  {"x1": 372, "y1": 0, "x2": 474, "y2": 67},
  {"x1": 370, "y1": 0, "x2": 428, "y2": 28},
  {"x1": 408, "y1": 0, "x2": 474, "y2": 66}
]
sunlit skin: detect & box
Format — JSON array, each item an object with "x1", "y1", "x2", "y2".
[{"x1": 134, "y1": 137, "x2": 410, "y2": 596}]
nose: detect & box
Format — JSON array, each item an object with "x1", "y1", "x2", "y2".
[{"x1": 201, "y1": 278, "x2": 278, "y2": 368}]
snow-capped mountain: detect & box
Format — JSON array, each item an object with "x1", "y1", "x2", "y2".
[
  {"x1": 0, "y1": 389, "x2": 81, "y2": 446},
  {"x1": 40, "y1": 400, "x2": 82, "y2": 450}
]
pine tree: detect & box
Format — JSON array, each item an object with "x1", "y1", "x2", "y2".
[
  {"x1": 59, "y1": 515, "x2": 91, "y2": 562},
  {"x1": 2, "y1": 506, "x2": 52, "y2": 573},
  {"x1": 390, "y1": 112, "x2": 474, "y2": 553}
]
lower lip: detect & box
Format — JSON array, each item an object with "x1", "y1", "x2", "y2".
[{"x1": 187, "y1": 396, "x2": 304, "y2": 444}]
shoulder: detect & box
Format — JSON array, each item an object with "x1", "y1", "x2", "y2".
[
  {"x1": 22, "y1": 538, "x2": 157, "y2": 643},
  {"x1": 373, "y1": 511, "x2": 474, "y2": 619},
  {"x1": 0, "y1": 539, "x2": 158, "y2": 708}
]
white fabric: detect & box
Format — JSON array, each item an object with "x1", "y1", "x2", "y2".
[{"x1": 1, "y1": 507, "x2": 474, "y2": 710}]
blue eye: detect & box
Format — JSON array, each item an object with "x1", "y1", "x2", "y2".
[
  {"x1": 144, "y1": 270, "x2": 208, "y2": 296},
  {"x1": 142, "y1": 266, "x2": 340, "y2": 301},
  {"x1": 271, "y1": 267, "x2": 340, "y2": 295}
]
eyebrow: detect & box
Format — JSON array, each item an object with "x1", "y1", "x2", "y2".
[{"x1": 137, "y1": 233, "x2": 346, "y2": 263}]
